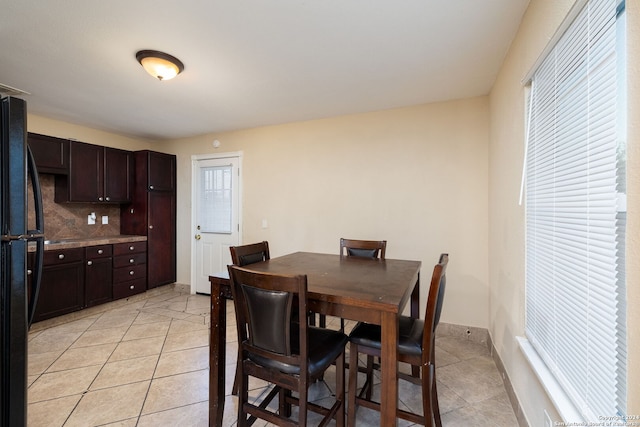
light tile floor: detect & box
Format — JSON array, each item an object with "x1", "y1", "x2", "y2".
[{"x1": 27, "y1": 286, "x2": 519, "y2": 426}]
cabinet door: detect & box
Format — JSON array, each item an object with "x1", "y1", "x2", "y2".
[
  {"x1": 104, "y1": 148, "x2": 132, "y2": 202},
  {"x1": 27, "y1": 133, "x2": 69, "y2": 174},
  {"x1": 85, "y1": 246, "x2": 113, "y2": 307},
  {"x1": 32, "y1": 261, "x2": 84, "y2": 322},
  {"x1": 67, "y1": 141, "x2": 104, "y2": 202},
  {"x1": 147, "y1": 191, "x2": 176, "y2": 288},
  {"x1": 147, "y1": 151, "x2": 175, "y2": 192}
]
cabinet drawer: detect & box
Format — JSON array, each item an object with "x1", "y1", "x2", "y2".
[
  {"x1": 113, "y1": 241, "x2": 146, "y2": 256},
  {"x1": 113, "y1": 264, "x2": 146, "y2": 283},
  {"x1": 113, "y1": 279, "x2": 146, "y2": 300},
  {"x1": 113, "y1": 253, "x2": 146, "y2": 268},
  {"x1": 43, "y1": 247, "x2": 84, "y2": 265},
  {"x1": 85, "y1": 245, "x2": 112, "y2": 259}
]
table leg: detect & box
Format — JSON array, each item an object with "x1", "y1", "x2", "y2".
[
  {"x1": 209, "y1": 284, "x2": 226, "y2": 427},
  {"x1": 380, "y1": 311, "x2": 399, "y2": 427}
]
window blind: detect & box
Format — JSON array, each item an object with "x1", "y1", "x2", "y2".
[{"x1": 525, "y1": 0, "x2": 625, "y2": 420}]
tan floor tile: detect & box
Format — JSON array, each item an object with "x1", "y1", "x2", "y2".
[
  {"x1": 122, "y1": 321, "x2": 171, "y2": 341},
  {"x1": 154, "y1": 346, "x2": 209, "y2": 378},
  {"x1": 162, "y1": 328, "x2": 209, "y2": 352},
  {"x1": 64, "y1": 381, "x2": 150, "y2": 427},
  {"x1": 27, "y1": 394, "x2": 82, "y2": 427},
  {"x1": 436, "y1": 356, "x2": 505, "y2": 404},
  {"x1": 88, "y1": 312, "x2": 138, "y2": 331},
  {"x1": 71, "y1": 326, "x2": 129, "y2": 348},
  {"x1": 28, "y1": 365, "x2": 102, "y2": 403},
  {"x1": 109, "y1": 335, "x2": 165, "y2": 362},
  {"x1": 91, "y1": 355, "x2": 159, "y2": 390},
  {"x1": 101, "y1": 418, "x2": 139, "y2": 427},
  {"x1": 132, "y1": 311, "x2": 173, "y2": 325},
  {"x1": 140, "y1": 306, "x2": 192, "y2": 320},
  {"x1": 167, "y1": 318, "x2": 209, "y2": 335},
  {"x1": 47, "y1": 342, "x2": 117, "y2": 372},
  {"x1": 141, "y1": 370, "x2": 208, "y2": 415},
  {"x1": 137, "y1": 401, "x2": 208, "y2": 426},
  {"x1": 28, "y1": 329, "x2": 83, "y2": 354},
  {"x1": 28, "y1": 349, "x2": 63, "y2": 375}
]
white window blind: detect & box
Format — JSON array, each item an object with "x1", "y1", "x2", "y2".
[{"x1": 525, "y1": 0, "x2": 626, "y2": 421}]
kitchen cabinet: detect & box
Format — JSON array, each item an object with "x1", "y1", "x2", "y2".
[
  {"x1": 85, "y1": 244, "x2": 113, "y2": 307},
  {"x1": 121, "y1": 150, "x2": 176, "y2": 288},
  {"x1": 32, "y1": 247, "x2": 84, "y2": 322},
  {"x1": 27, "y1": 132, "x2": 69, "y2": 175},
  {"x1": 55, "y1": 141, "x2": 132, "y2": 203},
  {"x1": 113, "y1": 241, "x2": 147, "y2": 299}
]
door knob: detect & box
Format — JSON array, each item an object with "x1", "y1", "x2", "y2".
[{"x1": 195, "y1": 234, "x2": 201, "y2": 240}]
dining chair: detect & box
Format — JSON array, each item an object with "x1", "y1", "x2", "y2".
[
  {"x1": 228, "y1": 265, "x2": 348, "y2": 427},
  {"x1": 230, "y1": 240, "x2": 270, "y2": 266},
  {"x1": 318, "y1": 238, "x2": 387, "y2": 330},
  {"x1": 347, "y1": 253, "x2": 449, "y2": 427}
]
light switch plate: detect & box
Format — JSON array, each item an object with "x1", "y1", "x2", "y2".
[{"x1": 102, "y1": 216, "x2": 109, "y2": 225}]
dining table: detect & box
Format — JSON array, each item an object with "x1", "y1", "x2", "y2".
[{"x1": 208, "y1": 251, "x2": 421, "y2": 427}]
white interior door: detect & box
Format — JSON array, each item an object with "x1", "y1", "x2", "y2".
[{"x1": 192, "y1": 154, "x2": 241, "y2": 294}]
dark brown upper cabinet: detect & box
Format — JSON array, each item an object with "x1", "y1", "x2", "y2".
[
  {"x1": 27, "y1": 132, "x2": 69, "y2": 175},
  {"x1": 147, "y1": 150, "x2": 176, "y2": 192},
  {"x1": 55, "y1": 141, "x2": 132, "y2": 203}
]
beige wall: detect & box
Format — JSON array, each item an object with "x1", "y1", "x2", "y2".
[
  {"x1": 489, "y1": 0, "x2": 639, "y2": 424},
  {"x1": 27, "y1": 114, "x2": 154, "y2": 151},
  {"x1": 160, "y1": 98, "x2": 490, "y2": 329}
]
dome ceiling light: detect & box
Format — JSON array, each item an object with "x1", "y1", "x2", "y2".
[{"x1": 135, "y1": 50, "x2": 184, "y2": 81}]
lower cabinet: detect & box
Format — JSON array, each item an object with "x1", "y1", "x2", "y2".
[
  {"x1": 113, "y1": 241, "x2": 147, "y2": 299},
  {"x1": 85, "y1": 245, "x2": 113, "y2": 307},
  {"x1": 32, "y1": 248, "x2": 84, "y2": 323},
  {"x1": 32, "y1": 240, "x2": 148, "y2": 323}
]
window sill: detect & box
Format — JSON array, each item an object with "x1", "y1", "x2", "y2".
[{"x1": 516, "y1": 336, "x2": 584, "y2": 423}]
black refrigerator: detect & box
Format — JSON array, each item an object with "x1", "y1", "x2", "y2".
[{"x1": 0, "y1": 96, "x2": 45, "y2": 425}]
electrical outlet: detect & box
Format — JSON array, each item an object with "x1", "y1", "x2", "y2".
[
  {"x1": 102, "y1": 216, "x2": 108, "y2": 225},
  {"x1": 88, "y1": 212, "x2": 96, "y2": 225}
]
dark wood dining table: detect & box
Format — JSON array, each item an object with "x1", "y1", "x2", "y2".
[{"x1": 208, "y1": 251, "x2": 421, "y2": 427}]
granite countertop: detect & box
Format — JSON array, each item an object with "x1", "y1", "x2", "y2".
[{"x1": 28, "y1": 235, "x2": 147, "y2": 252}]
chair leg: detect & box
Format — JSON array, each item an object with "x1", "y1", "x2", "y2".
[
  {"x1": 347, "y1": 343, "x2": 360, "y2": 427},
  {"x1": 364, "y1": 355, "x2": 374, "y2": 400},
  {"x1": 336, "y1": 350, "x2": 346, "y2": 427},
  {"x1": 432, "y1": 368, "x2": 442, "y2": 427},
  {"x1": 237, "y1": 364, "x2": 249, "y2": 427},
  {"x1": 422, "y1": 363, "x2": 435, "y2": 427}
]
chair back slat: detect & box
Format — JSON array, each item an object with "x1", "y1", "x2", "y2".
[
  {"x1": 230, "y1": 241, "x2": 270, "y2": 266},
  {"x1": 340, "y1": 238, "x2": 387, "y2": 259}
]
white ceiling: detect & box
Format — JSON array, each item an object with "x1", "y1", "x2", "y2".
[{"x1": 0, "y1": 0, "x2": 529, "y2": 141}]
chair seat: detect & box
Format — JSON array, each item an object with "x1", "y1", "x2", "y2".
[
  {"x1": 250, "y1": 326, "x2": 348, "y2": 377},
  {"x1": 349, "y1": 316, "x2": 424, "y2": 357}
]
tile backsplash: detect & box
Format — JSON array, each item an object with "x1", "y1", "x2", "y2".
[{"x1": 28, "y1": 174, "x2": 121, "y2": 239}]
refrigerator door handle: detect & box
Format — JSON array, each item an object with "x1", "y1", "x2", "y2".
[{"x1": 26, "y1": 144, "x2": 44, "y2": 327}]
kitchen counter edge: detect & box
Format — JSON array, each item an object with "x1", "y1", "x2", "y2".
[{"x1": 28, "y1": 235, "x2": 147, "y2": 252}]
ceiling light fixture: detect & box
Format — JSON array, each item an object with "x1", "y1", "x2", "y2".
[{"x1": 135, "y1": 50, "x2": 184, "y2": 81}]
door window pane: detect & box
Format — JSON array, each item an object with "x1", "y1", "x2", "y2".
[{"x1": 200, "y1": 165, "x2": 232, "y2": 233}]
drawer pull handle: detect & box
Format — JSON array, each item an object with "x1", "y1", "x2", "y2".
[
  {"x1": 130, "y1": 258, "x2": 135, "y2": 264},
  {"x1": 129, "y1": 271, "x2": 135, "y2": 275},
  {"x1": 27, "y1": 269, "x2": 32, "y2": 275},
  {"x1": 130, "y1": 285, "x2": 135, "y2": 290},
  {"x1": 129, "y1": 246, "x2": 134, "y2": 251},
  {"x1": 58, "y1": 254, "x2": 65, "y2": 260},
  {"x1": 87, "y1": 261, "x2": 93, "y2": 266},
  {"x1": 98, "y1": 249, "x2": 103, "y2": 254}
]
